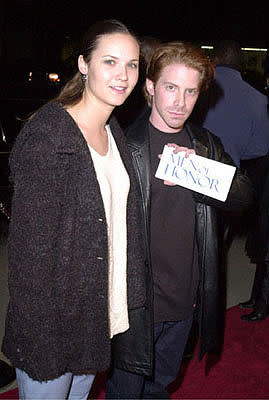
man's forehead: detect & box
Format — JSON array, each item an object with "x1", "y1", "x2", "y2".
[{"x1": 158, "y1": 63, "x2": 200, "y2": 84}]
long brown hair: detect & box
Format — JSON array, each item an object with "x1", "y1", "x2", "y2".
[{"x1": 55, "y1": 19, "x2": 138, "y2": 107}]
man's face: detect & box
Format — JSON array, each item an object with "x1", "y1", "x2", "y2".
[{"x1": 146, "y1": 63, "x2": 200, "y2": 133}]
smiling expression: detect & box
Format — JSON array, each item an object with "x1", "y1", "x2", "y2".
[
  {"x1": 147, "y1": 63, "x2": 201, "y2": 133},
  {"x1": 79, "y1": 33, "x2": 139, "y2": 110}
]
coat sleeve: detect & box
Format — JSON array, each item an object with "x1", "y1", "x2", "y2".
[
  {"x1": 193, "y1": 132, "x2": 255, "y2": 213},
  {"x1": 8, "y1": 130, "x2": 64, "y2": 327}
]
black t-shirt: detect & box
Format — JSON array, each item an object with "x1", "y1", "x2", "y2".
[{"x1": 149, "y1": 122, "x2": 199, "y2": 322}]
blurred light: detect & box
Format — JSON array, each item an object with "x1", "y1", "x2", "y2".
[
  {"x1": 48, "y1": 73, "x2": 60, "y2": 83},
  {"x1": 241, "y1": 47, "x2": 268, "y2": 52},
  {"x1": 201, "y1": 45, "x2": 268, "y2": 52},
  {"x1": 28, "y1": 71, "x2": 32, "y2": 81},
  {"x1": 0, "y1": 127, "x2": 7, "y2": 143}
]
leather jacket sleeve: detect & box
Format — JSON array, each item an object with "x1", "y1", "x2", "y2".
[{"x1": 192, "y1": 130, "x2": 255, "y2": 213}]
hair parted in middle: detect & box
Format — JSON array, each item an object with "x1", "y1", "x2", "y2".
[
  {"x1": 56, "y1": 19, "x2": 138, "y2": 107},
  {"x1": 144, "y1": 41, "x2": 215, "y2": 107}
]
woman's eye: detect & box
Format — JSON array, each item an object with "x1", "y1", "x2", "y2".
[
  {"x1": 104, "y1": 59, "x2": 115, "y2": 65},
  {"x1": 128, "y1": 62, "x2": 138, "y2": 69}
]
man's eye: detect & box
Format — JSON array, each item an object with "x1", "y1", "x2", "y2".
[
  {"x1": 166, "y1": 85, "x2": 175, "y2": 91},
  {"x1": 187, "y1": 89, "x2": 198, "y2": 95}
]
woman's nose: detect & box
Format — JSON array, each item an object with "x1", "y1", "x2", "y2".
[{"x1": 116, "y1": 65, "x2": 128, "y2": 81}]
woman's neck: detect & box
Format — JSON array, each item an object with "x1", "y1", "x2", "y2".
[
  {"x1": 69, "y1": 96, "x2": 111, "y2": 130},
  {"x1": 66, "y1": 98, "x2": 111, "y2": 155}
]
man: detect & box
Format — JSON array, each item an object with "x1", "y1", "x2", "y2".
[
  {"x1": 106, "y1": 41, "x2": 253, "y2": 399},
  {"x1": 192, "y1": 40, "x2": 269, "y2": 168},
  {"x1": 242, "y1": 154, "x2": 269, "y2": 322},
  {"x1": 192, "y1": 40, "x2": 269, "y2": 311}
]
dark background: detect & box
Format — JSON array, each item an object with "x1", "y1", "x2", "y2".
[
  {"x1": 0, "y1": 0, "x2": 268, "y2": 216},
  {"x1": 0, "y1": 0, "x2": 268, "y2": 138},
  {"x1": 0, "y1": 0, "x2": 268, "y2": 144},
  {"x1": 1, "y1": 0, "x2": 268, "y2": 71}
]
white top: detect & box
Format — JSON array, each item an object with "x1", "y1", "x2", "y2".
[{"x1": 88, "y1": 125, "x2": 130, "y2": 338}]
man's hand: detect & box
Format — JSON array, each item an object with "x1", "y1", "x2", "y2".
[{"x1": 158, "y1": 143, "x2": 195, "y2": 186}]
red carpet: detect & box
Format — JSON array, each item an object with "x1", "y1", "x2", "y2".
[{"x1": 1, "y1": 306, "x2": 269, "y2": 399}]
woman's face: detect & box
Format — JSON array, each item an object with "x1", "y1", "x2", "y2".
[{"x1": 79, "y1": 33, "x2": 139, "y2": 109}]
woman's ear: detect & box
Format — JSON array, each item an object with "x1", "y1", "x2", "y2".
[{"x1": 78, "y1": 55, "x2": 88, "y2": 75}]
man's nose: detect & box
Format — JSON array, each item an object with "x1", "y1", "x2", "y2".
[{"x1": 174, "y1": 92, "x2": 185, "y2": 107}]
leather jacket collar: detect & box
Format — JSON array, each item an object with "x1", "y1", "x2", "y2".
[{"x1": 126, "y1": 107, "x2": 211, "y2": 160}]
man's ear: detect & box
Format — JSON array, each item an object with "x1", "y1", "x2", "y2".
[
  {"x1": 212, "y1": 55, "x2": 220, "y2": 67},
  {"x1": 146, "y1": 78, "x2": 155, "y2": 96},
  {"x1": 78, "y1": 55, "x2": 88, "y2": 75}
]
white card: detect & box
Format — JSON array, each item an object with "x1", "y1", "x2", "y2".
[{"x1": 155, "y1": 145, "x2": 236, "y2": 201}]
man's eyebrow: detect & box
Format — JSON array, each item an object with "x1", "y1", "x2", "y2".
[
  {"x1": 163, "y1": 81, "x2": 177, "y2": 86},
  {"x1": 162, "y1": 81, "x2": 199, "y2": 89}
]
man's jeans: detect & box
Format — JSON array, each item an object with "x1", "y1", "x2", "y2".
[{"x1": 106, "y1": 316, "x2": 193, "y2": 399}]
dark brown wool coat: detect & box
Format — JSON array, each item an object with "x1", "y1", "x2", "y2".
[{"x1": 2, "y1": 102, "x2": 149, "y2": 381}]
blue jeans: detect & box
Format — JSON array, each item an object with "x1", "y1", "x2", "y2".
[
  {"x1": 106, "y1": 316, "x2": 193, "y2": 399},
  {"x1": 16, "y1": 368, "x2": 95, "y2": 399}
]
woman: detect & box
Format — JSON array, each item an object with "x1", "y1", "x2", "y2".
[{"x1": 2, "y1": 19, "x2": 152, "y2": 399}]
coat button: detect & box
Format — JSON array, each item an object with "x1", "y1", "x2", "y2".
[
  {"x1": 98, "y1": 218, "x2": 103, "y2": 222},
  {"x1": 97, "y1": 256, "x2": 103, "y2": 260}
]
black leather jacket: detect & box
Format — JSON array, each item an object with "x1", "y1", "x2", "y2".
[{"x1": 125, "y1": 113, "x2": 254, "y2": 360}]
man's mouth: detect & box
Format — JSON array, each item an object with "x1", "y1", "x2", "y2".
[{"x1": 169, "y1": 110, "x2": 185, "y2": 116}]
